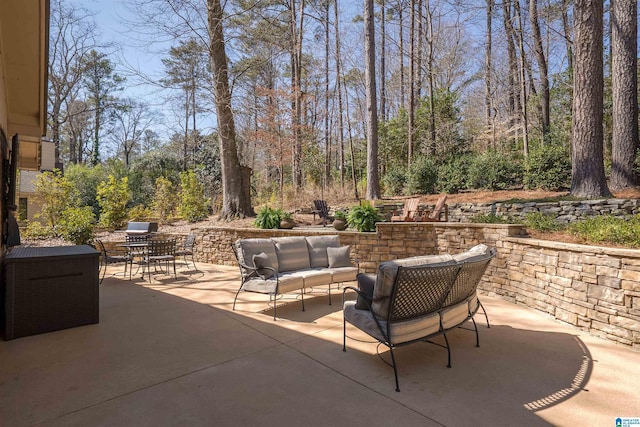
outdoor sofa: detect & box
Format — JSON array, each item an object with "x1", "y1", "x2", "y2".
[
  {"x1": 232, "y1": 235, "x2": 358, "y2": 320},
  {"x1": 343, "y1": 244, "x2": 496, "y2": 391}
]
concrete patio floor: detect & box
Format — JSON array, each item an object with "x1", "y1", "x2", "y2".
[{"x1": 1, "y1": 262, "x2": 639, "y2": 426}]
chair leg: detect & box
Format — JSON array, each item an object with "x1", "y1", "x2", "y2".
[
  {"x1": 343, "y1": 318, "x2": 347, "y2": 351},
  {"x1": 479, "y1": 300, "x2": 491, "y2": 328},
  {"x1": 328, "y1": 283, "x2": 332, "y2": 305},
  {"x1": 471, "y1": 316, "x2": 480, "y2": 347},
  {"x1": 388, "y1": 346, "x2": 400, "y2": 392},
  {"x1": 442, "y1": 331, "x2": 452, "y2": 368}
]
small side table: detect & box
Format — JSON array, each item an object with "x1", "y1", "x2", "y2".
[{"x1": 2, "y1": 245, "x2": 100, "y2": 340}]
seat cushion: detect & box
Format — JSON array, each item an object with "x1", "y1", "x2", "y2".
[
  {"x1": 322, "y1": 266, "x2": 358, "y2": 283},
  {"x1": 287, "y1": 269, "x2": 333, "y2": 287},
  {"x1": 344, "y1": 301, "x2": 441, "y2": 345},
  {"x1": 272, "y1": 237, "x2": 311, "y2": 272},
  {"x1": 305, "y1": 235, "x2": 340, "y2": 268}
]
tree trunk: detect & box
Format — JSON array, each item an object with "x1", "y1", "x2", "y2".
[
  {"x1": 380, "y1": 0, "x2": 387, "y2": 121},
  {"x1": 514, "y1": 0, "x2": 529, "y2": 157},
  {"x1": 485, "y1": 0, "x2": 493, "y2": 128},
  {"x1": 571, "y1": 0, "x2": 611, "y2": 198},
  {"x1": 324, "y1": 0, "x2": 331, "y2": 188},
  {"x1": 364, "y1": 0, "x2": 381, "y2": 200},
  {"x1": 426, "y1": 0, "x2": 436, "y2": 154},
  {"x1": 502, "y1": 0, "x2": 520, "y2": 140},
  {"x1": 407, "y1": 0, "x2": 415, "y2": 168},
  {"x1": 398, "y1": 0, "x2": 405, "y2": 108},
  {"x1": 610, "y1": 0, "x2": 638, "y2": 190},
  {"x1": 207, "y1": 0, "x2": 254, "y2": 218},
  {"x1": 334, "y1": 0, "x2": 346, "y2": 189},
  {"x1": 529, "y1": 0, "x2": 550, "y2": 138}
]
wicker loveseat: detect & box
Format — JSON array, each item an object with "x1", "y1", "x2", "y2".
[
  {"x1": 232, "y1": 235, "x2": 358, "y2": 320},
  {"x1": 342, "y1": 244, "x2": 496, "y2": 391}
]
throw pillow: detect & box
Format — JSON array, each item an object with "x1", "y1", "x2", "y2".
[
  {"x1": 355, "y1": 273, "x2": 375, "y2": 310},
  {"x1": 327, "y1": 246, "x2": 351, "y2": 268},
  {"x1": 253, "y1": 252, "x2": 275, "y2": 280}
]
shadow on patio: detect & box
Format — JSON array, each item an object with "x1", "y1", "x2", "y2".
[{"x1": 1, "y1": 263, "x2": 638, "y2": 426}]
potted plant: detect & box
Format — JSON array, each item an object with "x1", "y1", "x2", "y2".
[
  {"x1": 332, "y1": 210, "x2": 348, "y2": 231},
  {"x1": 347, "y1": 201, "x2": 382, "y2": 232},
  {"x1": 279, "y1": 211, "x2": 296, "y2": 229}
]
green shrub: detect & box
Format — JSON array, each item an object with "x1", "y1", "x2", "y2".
[
  {"x1": 524, "y1": 143, "x2": 571, "y2": 190},
  {"x1": 33, "y1": 170, "x2": 78, "y2": 228},
  {"x1": 406, "y1": 156, "x2": 438, "y2": 194},
  {"x1": 522, "y1": 212, "x2": 564, "y2": 232},
  {"x1": 438, "y1": 155, "x2": 471, "y2": 193},
  {"x1": 467, "y1": 151, "x2": 523, "y2": 190},
  {"x1": 568, "y1": 215, "x2": 640, "y2": 248},
  {"x1": 97, "y1": 175, "x2": 131, "y2": 230},
  {"x1": 254, "y1": 206, "x2": 283, "y2": 229},
  {"x1": 347, "y1": 201, "x2": 382, "y2": 232},
  {"x1": 334, "y1": 209, "x2": 347, "y2": 220},
  {"x1": 22, "y1": 221, "x2": 54, "y2": 240},
  {"x1": 152, "y1": 176, "x2": 177, "y2": 223},
  {"x1": 179, "y1": 170, "x2": 210, "y2": 223},
  {"x1": 382, "y1": 168, "x2": 407, "y2": 196},
  {"x1": 57, "y1": 206, "x2": 96, "y2": 245},
  {"x1": 128, "y1": 205, "x2": 152, "y2": 221},
  {"x1": 469, "y1": 213, "x2": 517, "y2": 224}
]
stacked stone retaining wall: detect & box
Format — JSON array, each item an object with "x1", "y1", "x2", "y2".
[{"x1": 374, "y1": 198, "x2": 640, "y2": 223}]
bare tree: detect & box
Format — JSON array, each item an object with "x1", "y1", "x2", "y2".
[
  {"x1": 571, "y1": 0, "x2": 611, "y2": 197},
  {"x1": 610, "y1": 0, "x2": 638, "y2": 190},
  {"x1": 529, "y1": 0, "x2": 550, "y2": 138},
  {"x1": 364, "y1": 0, "x2": 381, "y2": 200},
  {"x1": 48, "y1": 0, "x2": 96, "y2": 165},
  {"x1": 110, "y1": 99, "x2": 156, "y2": 167},
  {"x1": 208, "y1": 0, "x2": 254, "y2": 218}
]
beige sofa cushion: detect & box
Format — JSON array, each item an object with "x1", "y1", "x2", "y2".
[
  {"x1": 272, "y1": 236, "x2": 311, "y2": 272},
  {"x1": 305, "y1": 235, "x2": 341, "y2": 268}
]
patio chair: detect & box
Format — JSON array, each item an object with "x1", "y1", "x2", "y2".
[
  {"x1": 313, "y1": 199, "x2": 332, "y2": 226},
  {"x1": 423, "y1": 195, "x2": 449, "y2": 222},
  {"x1": 144, "y1": 238, "x2": 177, "y2": 282},
  {"x1": 96, "y1": 239, "x2": 131, "y2": 284},
  {"x1": 390, "y1": 197, "x2": 422, "y2": 222},
  {"x1": 175, "y1": 234, "x2": 198, "y2": 271}
]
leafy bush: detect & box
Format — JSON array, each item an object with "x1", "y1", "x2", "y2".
[
  {"x1": 57, "y1": 206, "x2": 96, "y2": 245},
  {"x1": 179, "y1": 170, "x2": 210, "y2": 223},
  {"x1": 152, "y1": 176, "x2": 177, "y2": 223},
  {"x1": 22, "y1": 221, "x2": 54, "y2": 240},
  {"x1": 33, "y1": 170, "x2": 78, "y2": 228},
  {"x1": 469, "y1": 213, "x2": 518, "y2": 224},
  {"x1": 522, "y1": 212, "x2": 564, "y2": 232},
  {"x1": 382, "y1": 168, "x2": 407, "y2": 196},
  {"x1": 347, "y1": 201, "x2": 382, "y2": 232},
  {"x1": 405, "y1": 156, "x2": 438, "y2": 194},
  {"x1": 254, "y1": 206, "x2": 283, "y2": 229},
  {"x1": 568, "y1": 215, "x2": 640, "y2": 248},
  {"x1": 128, "y1": 205, "x2": 152, "y2": 221},
  {"x1": 467, "y1": 151, "x2": 523, "y2": 190},
  {"x1": 438, "y1": 154, "x2": 472, "y2": 193},
  {"x1": 97, "y1": 175, "x2": 131, "y2": 230},
  {"x1": 524, "y1": 143, "x2": 571, "y2": 190},
  {"x1": 334, "y1": 209, "x2": 347, "y2": 220}
]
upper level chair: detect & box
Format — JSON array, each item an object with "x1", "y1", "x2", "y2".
[
  {"x1": 96, "y1": 239, "x2": 131, "y2": 284},
  {"x1": 175, "y1": 234, "x2": 198, "y2": 271},
  {"x1": 313, "y1": 199, "x2": 332, "y2": 226},
  {"x1": 423, "y1": 195, "x2": 449, "y2": 222},
  {"x1": 390, "y1": 197, "x2": 422, "y2": 222}
]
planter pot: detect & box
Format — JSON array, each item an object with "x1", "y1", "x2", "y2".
[
  {"x1": 333, "y1": 219, "x2": 347, "y2": 231},
  {"x1": 280, "y1": 219, "x2": 295, "y2": 229}
]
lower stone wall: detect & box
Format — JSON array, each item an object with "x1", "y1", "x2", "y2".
[{"x1": 189, "y1": 222, "x2": 639, "y2": 350}]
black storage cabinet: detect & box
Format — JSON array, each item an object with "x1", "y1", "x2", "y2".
[{"x1": 2, "y1": 245, "x2": 99, "y2": 340}]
